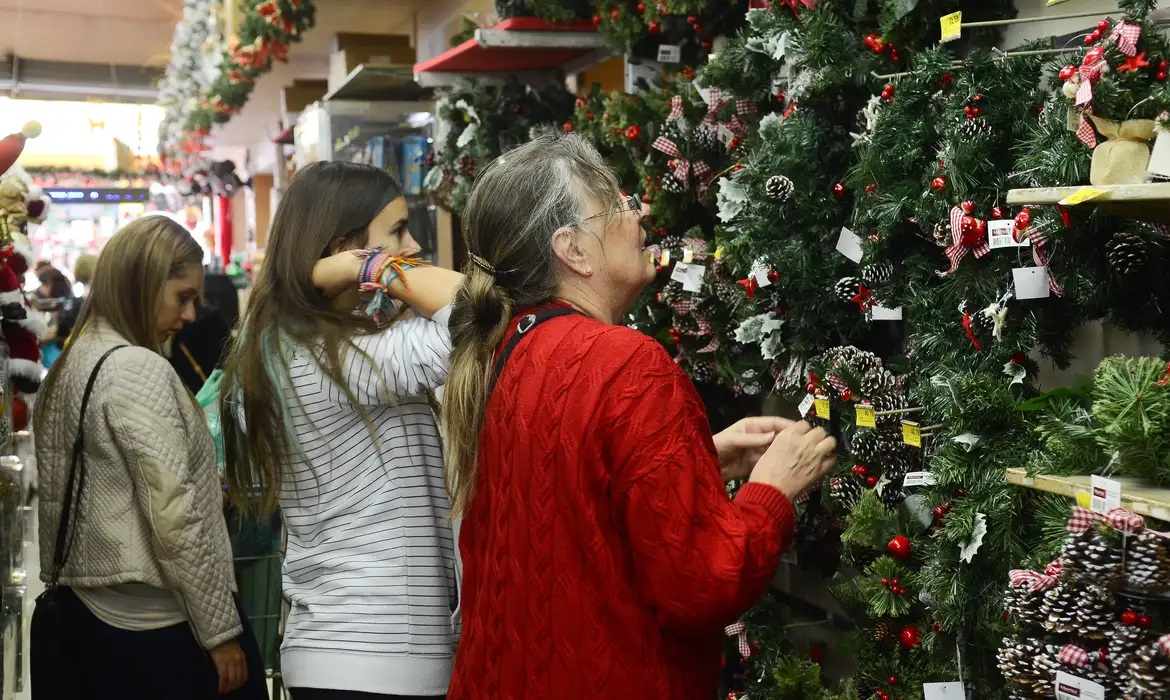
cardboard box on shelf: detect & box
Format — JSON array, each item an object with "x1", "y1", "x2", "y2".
[{"x1": 328, "y1": 33, "x2": 416, "y2": 93}]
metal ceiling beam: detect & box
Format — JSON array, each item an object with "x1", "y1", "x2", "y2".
[{"x1": 0, "y1": 54, "x2": 162, "y2": 103}]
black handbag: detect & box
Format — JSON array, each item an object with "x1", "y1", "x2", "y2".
[{"x1": 30, "y1": 345, "x2": 125, "y2": 699}]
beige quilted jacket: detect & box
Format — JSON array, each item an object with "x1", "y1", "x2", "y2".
[{"x1": 37, "y1": 322, "x2": 241, "y2": 649}]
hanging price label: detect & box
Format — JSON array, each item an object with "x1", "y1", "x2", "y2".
[
  {"x1": 714, "y1": 246, "x2": 724, "y2": 260},
  {"x1": 1058, "y1": 187, "x2": 1107, "y2": 206},
  {"x1": 1090, "y1": 474, "x2": 1122, "y2": 514},
  {"x1": 798, "y1": 393, "x2": 815, "y2": 417},
  {"x1": 814, "y1": 395, "x2": 830, "y2": 419},
  {"x1": 682, "y1": 246, "x2": 695, "y2": 263},
  {"x1": 659, "y1": 249, "x2": 671, "y2": 266},
  {"x1": 902, "y1": 421, "x2": 922, "y2": 448},
  {"x1": 939, "y1": 11, "x2": 962, "y2": 43},
  {"x1": 856, "y1": 403, "x2": 876, "y2": 428}
]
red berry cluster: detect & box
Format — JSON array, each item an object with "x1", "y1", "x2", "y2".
[
  {"x1": 963, "y1": 93, "x2": 984, "y2": 120},
  {"x1": 863, "y1": 33, "x2": 900, "y2": 62},
  {"x1": 880, "y1": 576, "x2": 909, "y2": 596},
  {"x1": 850, "y1": 463, "x2": 878, "y2": 488},
  {"x1": 1120, "y1": 609, "x2": 1152, "y2": 627},
  {"x1": 881, "y1": 83, "x2": 895, "y2": 103},
  {"x1": 1084, "y1": 19, "x2": 1110, "y2": 45}
]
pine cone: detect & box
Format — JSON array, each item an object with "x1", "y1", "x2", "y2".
[
  {"x1": 660, "y1": 174, "x2": 686, "y2": 195},
  {"x1": 693, "y1": 125, "x2": 719, "y2": 152},
  {"x1": 933, "y1": 220, "x2": 950, "y2": 246},
  {"x1": 1062, "y1": 527, "x2": 1124, "y2": 585},
  {"x1": 862, "y1": 261, "x2": 893, "y2": 285},
  {"x1": 834, "y1": 277, "x2": 862, "y2": 303},
  {"x1": 1110, "y1": 620, "x2": 1155, "y2": 678},
  {"x1": 1105, "y1": 231, "x2": 1148, "y2": 276},
  {"x1": 765, "y1": 175, "x2": 794, "y2": 202},
  {"x1": 1126, "y1": 533, "x2": 1170, "y2": 593},
  {"x1": 689, "y1": 362, "x2": 716, "y2": 384},
  {"x1": 715, "y1": 283, "x2": 741, "y2": 305},
  {"x1": 830, "y1": 476, "x2": 862, "y2": 508},
  {"x1": 1126, "y1": 637, "x2": 1170, "y2": 698},
  {"x1": 860, "y1": 366, "x2": 896, "y2": 399},
  {"x1": 1040, "y1": 583, "x2": 1080, "y2": 634},
  {"x1": 873, "y1": 617, "x2": 893, "y2": 643}
]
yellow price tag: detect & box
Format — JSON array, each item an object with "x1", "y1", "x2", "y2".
[
  {"x1": 1058, "y1": 187, "x2": 1107, "y2": 206},
  {"x1": 856, "y1": 404, "x2": 876, "y2": 428},
  {"x1": 714, "y1": 246, "x2": 724, "y2": 260},
  {"x1": 902, "y1": 421, "x2": 922, "y2": 448},
  {"x1": 659, "y1": 249, "x2": 671, "y2": 266},
  {"x1": 814, "y1": 396, "x2": 830, "y2": 419},
  {"x1": 683, "y1": 246, "x2": 695, "y2": 263},
  {"x1": 1075, "y1": 491, "x2": 1092, "y2": 509},
  {"x1": 939, "y1": 11, "x2": 962, "y2": 43}
]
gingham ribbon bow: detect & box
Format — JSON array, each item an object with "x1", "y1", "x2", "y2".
[
  {"x1": 941, "y1": 205, "x2": 990, "y2": 275},
  {"x1": 694, "y1": 313, "x2": 720, "y2": 353},
  {"x1": 701, "y1": 89, "x2": 755, "y2": 137},
  {"x1": 725, "y1": 622, "x2": 752, "y2": 659},
  {"x1": 682, "y1": 237, "x2": 709, "y2": 257},
  {"x1": 1076, "y1": 47, "x2": 1107, "y2": 107},
  {"x1": 1058, "y1": 644, "x2": 1091, "y2": 669},
  {"x1": 665, "y1": 95, "x2": 685, "y2": 123},
  {"x1": 1159, "y1": 633, "x2": 1170, "y2": 657},
  {"x1": 671, "y1": 299, "x2": 694, "y2": 317},
  {"x1": 1067, "y1": 505, "x2": 1145, "y2": 534},
  {"x1": 1110, "y1": 21, "x2": 1141, "y2": 57},
  {"x1": 1024, "y1": 223, "x2": 1064, "y2": 296},
  {"x1": 1008, "y1": 568, "x2": 1059, "y2": 593},
  {"x1": 651, "y1": 137, "x2": 712, "y2": 189},
  {"x1": 826, "y1": 373, "x2": 849, "y2": 395}
]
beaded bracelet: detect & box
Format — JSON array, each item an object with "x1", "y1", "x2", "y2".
[{"x1": 359, "y1": 251, "x2": 428, "y2": 323}]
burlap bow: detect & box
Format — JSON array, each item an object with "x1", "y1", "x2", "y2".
[{"x1": 1087, "y1": 114, "x2": 1157, "y2": 185}]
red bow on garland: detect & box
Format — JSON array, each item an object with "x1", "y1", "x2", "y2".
[
  {"x1": 257, "y1": 1, "x2": 296, "y2": 34},
  {"x1": 754, "y1": 0, "x2": 815, "y2": 17},
  {"x1": 651, "y1": 137, "x2": 711, "y2": 191},
  {"x1": 941, "y1": 204, "x2": 990, "y2": 275}
]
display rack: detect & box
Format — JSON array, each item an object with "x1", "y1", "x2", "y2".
[
  {"x1": 1005, "y1": 468, "x2": 1170, "y2": 522},
  {"x1": 325, "y1": 65, "x2": 429, "y2": 102},
  {"x1": 1006, "y1": 182, "x2": 1170, "y2": 224},
  {"x1": 413, "y1": 17, "x2": 611, "y2": 88}
]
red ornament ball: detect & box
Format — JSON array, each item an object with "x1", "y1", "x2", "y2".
[
  {"x1": 1121, "y1": 610, "x2": 1140, "y2": 626},
  {"x1": 767, "y1": 270, "x2": 779, "y2": 283},
  {"x1": 562, "y1": 122, "x2": 574, "y2": 133},
  {"x1": 889, "y1": 676, "x2": 898, "y2": 685},
  {"x1": 961, "y1": 200, "x2": 975, "y2": 213},
  {"x1": 866, "y1": 476, "x2": 878, "y2": 487},
  {"x1": 933, "y1": 506, "x2": 946, "y2": 519},
  {"x1": 1059, "y1": 65, "x2": 1077, "y2": 81},
  {"x1": 841, "y1": 388, "x2": 853, "y2": 402},
  {"x1": 833, "y1": 183, "x2": 846, "y2": 197},
  {"x1": 1097, "y1": 19, "x2": 1110, "y2": 32},
  {"x1": 591, "y1": 14, "x2": 601, "y2": 25},
  {"x1": 1159, "y1": 71, "x2": 1169, "y2": 82},
  {"x1": 637, "y1": 1, "x2": 646, "y2": 10},
  {"x1": 887, "y1": 535, "x2": 911, "y2": 559},
  {"x1": 1140, "y1": 614, "x2": 1152, "y2": 628},
  {"x1": 891, "y1": 578, "x2": 900, "y2": 587},
  {"x1": 1015, "y1": 210, "x2": 1032, "y2": 229},
  {"x1": 625, "y1": 124, "x2": 641, "y2": 141},
  {"x1": 899, "y1": 625, "x2": 922, "y2": 649},
  {"x1": 882, "y1": 577, "x2": 890, "y2": 586},
  {"x1": 1085, "y1": 31, "x2": 1100, "y2": 45},
  {"x1": 931, "y1": 176, "x2": 947, "y2": 192},
  {"x1": 954, "y1": 487, "x2": 966, "y2": 498}
]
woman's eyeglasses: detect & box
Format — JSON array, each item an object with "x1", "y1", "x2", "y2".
[{"x1": 580, "y1": 194, "x2": 641, "y2": 224}]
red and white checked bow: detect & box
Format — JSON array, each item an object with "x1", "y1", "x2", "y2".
[
  {"x1": 941, "y1": 205, "x2": 989, "y2": 275},
  {"x1": 682, "y1": 237, "x2": 709, "y2": 257},
  {"x1": 1067, "y1": 505, "x2": 1145, "y2": 534},
  {"x1": 725, "y1": 622, "x2": 752, "y2": 659},
  {"x1": 1058, "y1": 644, "x2": 1090, "y2": 669},
  {"x1": 1008, "y1": 568, "x2": 1059, "y2": 593},
  {"x1": 1110, "y1": 21, "x2": 1141, "y2": 57},
  {"x1": 1159, "y1": 633, "x2": 1170, "y2": 657},
  {"x1": 1025, "y1": 224, "x2": 1063, "y2": 296},
  {"x1": 651, "y1": 137, "x2": 712, "y2": 190},
  {"x1": 1076, "y1": 47, "x2": 1107, "y2": 107},
  {"x1": 665, "y1": 95, "x2": 684, "y2": 123},
  {"x1": 701, "y1": 89, "x2": 755, "y2": 137},
  {"x1": 826, "y1": 373, "x2": 849, "y2": 395}
]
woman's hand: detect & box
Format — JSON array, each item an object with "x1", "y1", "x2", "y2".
[
  {"x1": 209, "y1": 638, "x2": 248, "y2": 694},
  {"x1": 748, "y1": 421, "x2": 837, "y2": 500},
  {"x1": 713, "y1": 416, "x2": 794, "y2": 482},
  {"x1": 312, "y1": 250, "x2": 367, "y2": 298}
]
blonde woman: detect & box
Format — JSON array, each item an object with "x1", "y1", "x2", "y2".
[
  {"x1": 32, "y1": 216, "x2": 265, "y2": 699},
  {"x1": 222, "y1": 162, "x2": 462, "y2": 700}
]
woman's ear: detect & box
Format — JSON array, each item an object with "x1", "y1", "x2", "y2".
[
  {"x1": 327, "y1": 236, "x2": 349, "y2": 255},
  {"x1": 551, "y1": 227, "x2": 591, "y2": 276}
]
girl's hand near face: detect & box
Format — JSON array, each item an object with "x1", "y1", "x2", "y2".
[{"x1": 313, "y1": 250, "x2": 368, "y2": 298}]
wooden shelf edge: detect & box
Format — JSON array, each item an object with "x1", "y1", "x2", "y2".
[{"x1": 1005, "y1": 468, "x2": 1170, "y2": 522}]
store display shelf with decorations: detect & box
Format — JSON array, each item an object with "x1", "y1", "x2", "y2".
[
  {"x1": 413, "y1": 17, "x2": 611, "y2": 89},
  {"x1": 1005, "y1": 468, "x2": 1170, "y2": 522},
  {"x1": 1006, "y1": 182, "x2": 1170, "y2": 224},
  {"x1": 324, "y1": 64, "x2": 431, "y2": 102}
]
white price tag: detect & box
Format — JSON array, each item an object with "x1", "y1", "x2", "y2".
[
  {"x1": 1012, "y1": 266, "x2": 1050, "y2": 300},
  {"x1": 1149, "y1": 131, "x2": 1170, "y2": 178},
  {"x1": 682, "y1": 246, "x2": 695, "y2": 263},
  {"x1": 656, "y1": 44, "x2": 682, "y2": 63},
  {"x1": 798, "y1": 393, "x2": 815, "y2": 417},
  {"x1": 1090, "y1": 474, "x2": 1122, "y2": 514},
  {"x1": 670, "y1": 262, "x2": 707, "y2": 293},
  {"x1": 902, "y1": 471, "x2": 938, "y2": 487},
  {"x1": 753, "y1": 267, "x2": 773, "y2": 288},
  {"x1": 836, "y1": 227, "x2": 864, "y2": 263},
  {"x1": 923, "y1": 682, "x2": 965, "y2": 700},
  {"x1": 870, "y1": 305, "x2": 903, "y2": 321},
  {"x1": 987, "y1": 219, "x2": 1030, "y2": 249},
  {"x1": 1055, "y1": 671, "x2": 1105, "y2": 700}
]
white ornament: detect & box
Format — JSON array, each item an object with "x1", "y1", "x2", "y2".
[
  {"x1": 716, "y1": 177, "x2": 748, "y2": 223},
  {"x1": 1061, "y1": 78, "x2": 1079, "y2": 100}
]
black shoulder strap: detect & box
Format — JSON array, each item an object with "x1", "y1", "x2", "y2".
[
  {"x1": 49, "y1": 345, "x2": 128, "y2": 585},
  {"x1": 487, "y1": 308, "x2": 579, "y2": 398}
]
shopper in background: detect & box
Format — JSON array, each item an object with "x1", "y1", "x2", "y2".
[
  {"x1": 221, "y1": 161, "x2": 463, "y2": 700},
  {"x1": 31, "y1": 216, "x2": 266, "y2": 700},
  {"x1": 35, "y1": 266, "x2": 73, "y2": 367},
  {"x1": 441, "y1": 134, "x2": 837, "y2": 699},
  {"x1": 171, "y1": 302, "x2": 233, "y2": 394},
  {"x1": 56, "y1": 253, "x2": 96, "y2": 344}
]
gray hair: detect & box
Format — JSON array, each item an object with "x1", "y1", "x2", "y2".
[{"x1": 442, "y1": 133, "x2": 620, "y2": 516}]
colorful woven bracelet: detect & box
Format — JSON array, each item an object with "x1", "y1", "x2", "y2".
[{"x1": 360, "y1": 253, "x2": 429, "y2": 323}]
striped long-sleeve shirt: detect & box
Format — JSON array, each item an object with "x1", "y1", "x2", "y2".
[{"x1": 279, "y1": 306, "x2": 458, "y2": 696}]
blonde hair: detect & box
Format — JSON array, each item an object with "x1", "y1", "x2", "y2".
[
  {"x1": 72, "y1": 254, "x2": 97, "y2": 286},
  {"x1": 33, "y1": 216, "x2": 204, "y2": 435},
  {"x1": 442, "y1": 133, "x2": 620, "y2": 517}
]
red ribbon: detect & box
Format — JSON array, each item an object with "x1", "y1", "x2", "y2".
[{"x1": 962, "y1": 311, "x2": 982, "y2": 350}]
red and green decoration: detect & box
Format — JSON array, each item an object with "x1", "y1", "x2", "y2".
[
  {"x1": 186, "y1": 0, "x2": 316, "y2": 131},
  {"x1": 592, "y1": 0, "x2": 751, "y2": 62}
]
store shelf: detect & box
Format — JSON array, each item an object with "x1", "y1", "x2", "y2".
[
  {"x1": 1005, "y1": 468, "x2": 1170, "y2": 521},
  {"x1": 324, "y1": 64, "x2": 430, "y2": 102},
  {"x1": 413, "y1": 17, "x2": 612, "y2": 89},
  {"x1": 1006, "y1": 183, "x2": 1170, "y2": 224}
]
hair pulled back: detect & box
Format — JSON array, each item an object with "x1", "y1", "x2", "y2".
[{"x1": 442, "y1": 133, "x2": 619, "y2": 516}]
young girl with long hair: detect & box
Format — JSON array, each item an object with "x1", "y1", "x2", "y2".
[
  {"x1": 221, "y1": 161, "x2": 463, "y2": 700},
  {"x1": 33, "y1": 215, "x2": 265, "y2": 699}
]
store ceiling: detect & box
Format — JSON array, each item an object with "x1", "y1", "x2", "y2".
[{"x1": 0, "y1": 0, "x2": 178, "y2": 101}]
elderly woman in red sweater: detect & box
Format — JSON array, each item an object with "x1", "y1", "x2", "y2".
[{"x1": 441, "y1": 133, "x2": 837, "y2": 699}]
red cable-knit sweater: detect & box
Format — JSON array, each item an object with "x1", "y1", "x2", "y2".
[{"x1": 448, "y1": 306, "x2": 796, "y2": 700}]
